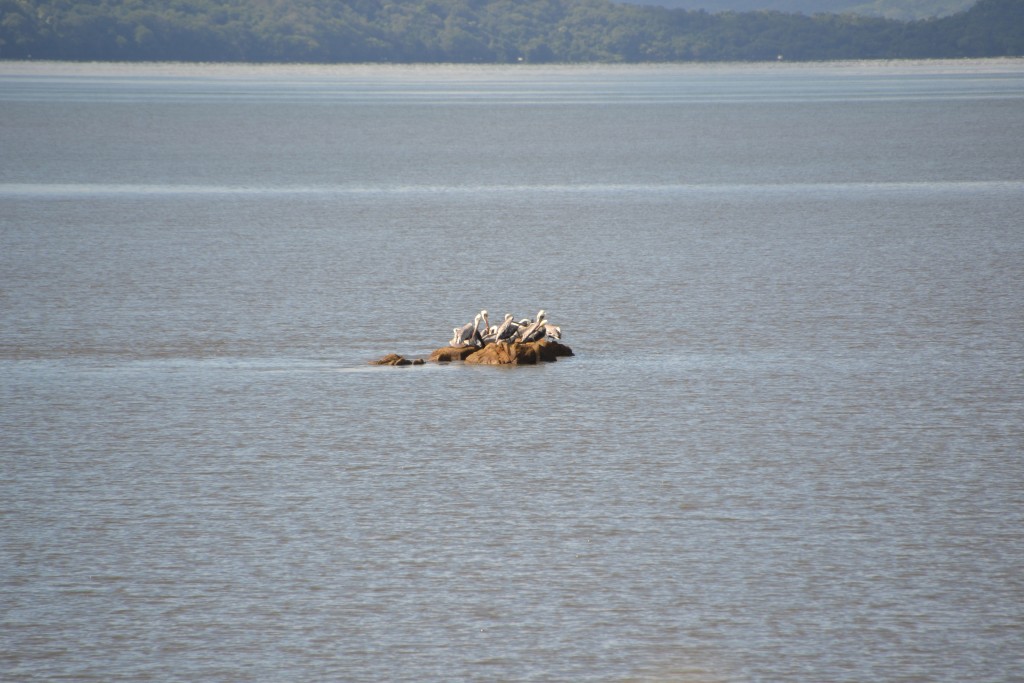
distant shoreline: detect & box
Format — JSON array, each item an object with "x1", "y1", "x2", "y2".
[
  {"x1": 2, "y1": 0, "x2": 1019, "y2": 63},
  {"x1": 3, "y1": 57, "x2": 1024, "y2": 76}
]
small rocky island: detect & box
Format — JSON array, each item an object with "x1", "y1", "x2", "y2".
[{"x1": 373, "y1": 309, "x2": 573, "y2": 366}]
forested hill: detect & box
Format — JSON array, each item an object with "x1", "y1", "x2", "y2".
[
  {"x1": 1, "y1": 0, "x2": 1021, "y2": 63},
  {"x1": 614, "y1": 0, "x2": 974, "y2": 21},
  {"x1": 615, "y1": 0, "x2": 976, "y2": 22}
]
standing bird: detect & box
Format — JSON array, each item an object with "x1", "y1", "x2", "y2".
[
  {"x1": 453, "y1": 313, "x2": 484, "y2": 347},
  {"x1": 481, "y1": 325, "x2": 499, "y2": 345},
  {"x1": 542, "y1": 323, "x2": 562, "y2": 340},
  {"x1": 495, "y1": 313, "x2": 519, "y2": 343},
  {"x1": 517, "y1": 310, "x2": 548, "y2": 343}
]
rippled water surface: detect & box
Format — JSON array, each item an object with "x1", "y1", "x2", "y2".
[{"x1": 2, "y1": 60, "x2": 1023, "y2": 682}]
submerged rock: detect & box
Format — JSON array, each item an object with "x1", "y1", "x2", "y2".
[{"x1": 372, "y1": 353, "x2": 421, "y2": 366}]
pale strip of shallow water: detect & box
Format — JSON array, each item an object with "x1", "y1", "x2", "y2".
[
  {"x1": 2, "y1": 180, "x2": 1021, "y2": 198},
  {"x1": 2, "y1": 59, "x2": 1022, "y2": 106}
]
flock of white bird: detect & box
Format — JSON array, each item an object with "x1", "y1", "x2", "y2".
[{"x1": 448, "y1": 309, "x2": 561, "y2": 348}]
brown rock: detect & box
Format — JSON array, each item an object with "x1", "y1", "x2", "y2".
[
  {"x1": 464, "y1": 340, "x2": 572, "y2": 365},
  {"x1": 428, "y1": 345, "x2": 480, "y2": 362},
  {"x1": 465, "y1": 341, "x2": 532, "y2": 365},
  {"x1": 380, "y1": 341, "x2": 573, "y2": 366},
  {"x1": 534, "y1": 339, "x2": 575, "y2": 361},
  {"x1": 372, "y1": 353, "x2": 413, "y2": 366}
]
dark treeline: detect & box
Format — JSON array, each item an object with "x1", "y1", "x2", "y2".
[{"x1": 1, "y1": 0, "x2": 1021, "y2": 62}]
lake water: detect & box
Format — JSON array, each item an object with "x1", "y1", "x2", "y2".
[{"x1": 2, "y1": 59, "x2": 1022, "y2": 682}]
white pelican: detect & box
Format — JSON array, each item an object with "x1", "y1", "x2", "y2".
[
  {"x1": 495, "y1": 313, "x2": 518, "y2": 343},
  {"x1": 482, "y1": 325, "x2": 499, "y2": 345},
  {"x1": 453, "y1": 313, "x2": 484, "y2": 347},
  {"x1": 517, "y1": 310, "x2": 548, "y2": 343}
]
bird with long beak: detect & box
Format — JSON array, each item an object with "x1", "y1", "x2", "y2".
[
  {"x1": 495, "y1": 313, "x2": 518, "y2": 343},
  {"x1": 454, "y1": 313, "x2": 484, "y2": 347}
]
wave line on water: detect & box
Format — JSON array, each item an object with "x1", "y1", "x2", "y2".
[{"x1": 2, "y1": 180, "x2": 1021, "y2": 199}]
